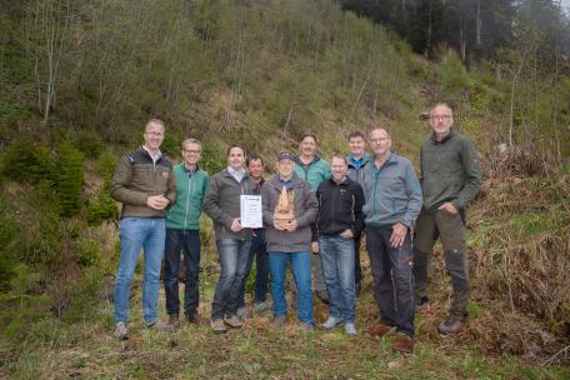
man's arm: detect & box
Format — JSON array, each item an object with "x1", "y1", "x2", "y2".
[
  {"x1": 402, "y1": 161, "x2": 423, "y2": 228},
  {"x1": 203, "y1": 175, "x2": 233, "y2": 228},
  {"x1": 352, "y1": 184, "x2": 365, "y2": 236},
  {"x1": 110, "y1": 155, "x2": 148, "y2": 206},
  {"x1": 164, "y1": 166, "x2": 176, "y2": 205},
  {"x1": 453, "y1": 138, "x2": 481, "y2": 209}
]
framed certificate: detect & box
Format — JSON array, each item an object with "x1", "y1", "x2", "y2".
[{"x1": 240, "y1": 195, "x2": 262, "y2": 228}]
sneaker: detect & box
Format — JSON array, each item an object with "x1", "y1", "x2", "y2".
[
  {"x1": 301, "y1": 322, "x2": 315, "y2": 332},
  {"x1": 114, "y1": 322, "x2": 128, "y2": 340},
  {"x1": 224, "y1": 315, "x2": 244, "y2": 328},
  {"x1": 146, "y1": 320, "x2": 175, "y2": 332},
  {"x1": 236, "y1": 306, "x2": 248, "y2": 321},
  {"x1": 345, "y1": 322, "x2": 357, "y2": 336},
  {"x1": 392, "y1": 334, "x2": 415, "y2": 353},
  {"x1": 210, "y1": 319, "x2": 227, "y2": 334},
  {"x1": 254, "y1": 301, "x2": 270, "y2": 314},
  {"x1": 367, "y1": 322, "x2": 396, "y2": 337},
  {"x1": 272, "y1": 315, "x2": 286, "y2": 329},
  {"x1": 321, "y1": 316, "x2": 344, "y2": 330},
  {"x1": 437, "y1": 318, "x2": 465, "y2": 335}
]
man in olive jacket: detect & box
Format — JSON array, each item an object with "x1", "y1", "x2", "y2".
[
  {"x1": 163, "y1": 138, "x2": 208, "y2": 327},
  {"x1": 414, "y1": 103, "x2": 481, "y2": 335},
  {"x1": 110, "y1": 119, "x2": 176, "y2": 339}
]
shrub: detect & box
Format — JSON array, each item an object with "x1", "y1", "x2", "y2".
[{"x1": 54, "y1": 142, "x2": 85, "y2": 217}]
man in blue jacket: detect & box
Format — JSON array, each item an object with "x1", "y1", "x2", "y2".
[
  {"x1": 362, "y1": 127, "x2": 422, "y2": 353},
  {"x1": 163, "y1": 138, "x2": 209, "y2": 328}
]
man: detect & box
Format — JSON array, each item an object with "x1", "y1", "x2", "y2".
[
  {"x1": 414, "y1": 103, "x2": 481, "y2": 335},
  {"x1": 262, "y1": 152, "x2": 318, "y2": 330},
  {"x1": 294, "y1": 134, "x2": 331, "y2": 303},
  {"x1": 363, "y1": 127, "x2": 422, "y2": 353},
  {"x1": 346, "y1": 131, "x2": 372, "y2": 295},
  {"x1": 316, "y1": 154, "x2": 364, "y2": 336},
  {"x1": 110, "y1": 118, "x2": 176, "y2": 339},
  {"x1": 237, "y1": 154, "x2": 270, "y2": 318},
  {"x1": 163, "y1": 138, "x2": 208, "y2": 327},
  {"x1": 204, "y1": 145, "x2": 254, "y2": 333}
]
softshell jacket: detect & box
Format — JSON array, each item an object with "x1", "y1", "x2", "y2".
[
  {"x1": 165, "y1": 164, "x2": 209, "y2": 230},
  {"x1": 294, "y1": 155, "x2": 331, "y2": 192}
]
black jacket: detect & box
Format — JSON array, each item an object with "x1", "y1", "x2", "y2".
[{"x1": 316, "y1": 176, "x2": 365, "y2": 238}]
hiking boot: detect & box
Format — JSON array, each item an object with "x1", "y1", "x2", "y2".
[
  {"x1": 236, "y1": 306, "x2": 248, "y2": 321},
  {"x1": 438, "y1": 318, "x2": 465, "y2": 335},
  {"x1": 254, "y1": 301, "x2": 270, "y2": 314},
  {"x1": 186, "y1": 313, "x2": 202, "y2": 325},
  {"x1": 168, "y1": 314, "x2": 179, "y2": 329},
  {"x1": 114, "y1": 322, "x2": 128, "y2": 340},
  {"x1": 210, "y1": 319, "x2": 227, "y2": 334},
  {"x1": 392, "y1": 334, "x2": 415, "y2": 354},
  {"x1": 272, "y1": 315, "x2": 286, "y2": 329},
  {"x1": 146, "y1": 319, "x2": 175, "y2": 332},
  {"x1": 224, "y1": 315, "x2": 243, "y2": 328},
  {"x1": 321, "y1": 316, "x2": 344, "y2": 330},
  {"x1": 345, "y1": 322, "x2": 357, "y2": 336},
  {"x1": 367, "y1": 323, "x2": 396, "y2": 337}
]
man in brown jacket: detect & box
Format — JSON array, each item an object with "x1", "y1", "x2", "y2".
[{"x1": 110, "y1": 119, "x2": 176, "y2": 339}]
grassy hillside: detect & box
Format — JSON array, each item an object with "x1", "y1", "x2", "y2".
[{"x1": 1, "y1": 0, "x2": 569, "y2": 378}]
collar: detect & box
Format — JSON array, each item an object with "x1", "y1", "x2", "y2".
[
  {"x1": 431, "y1": 129, "x2": 456, "y2": 145},
  {"x1": 142, "y1": 145, "x2": 162, "y2": 162},
  {"x1": 373, "y1": 152, "x2": 398, "y2": 171},
  {"x1": 295, "y1": 154, "x2": 320, "y2": 167}
]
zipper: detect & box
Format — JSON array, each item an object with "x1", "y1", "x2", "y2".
[{"x1": 183, "y1": 172, "x2": 193, "y2": 228}]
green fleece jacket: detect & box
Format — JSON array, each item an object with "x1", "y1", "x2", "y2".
[
  {"x1": 420, "y1": 129, "x2": 481, "y2": 212},
  {"x1": 165, "y1": 164, "x2": 209, "y2": 230}
]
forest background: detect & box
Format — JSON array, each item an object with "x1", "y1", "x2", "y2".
[{"x1": 0, "y1": 0, "x2": 569, "y2": 378}]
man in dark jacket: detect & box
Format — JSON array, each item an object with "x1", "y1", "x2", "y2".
[
  {"x1": 163, "y1": 138, "x2": 208, "y2": 327},
  {"x1": 262, "y1": 152, "x2": 318, "y2": 330},
  {"x1": 414, "y1": 103, "x2": 481, "y2": 335},
  {"x1": 316, "y1": 154, "x2": 364, "y2": 336},
  {"x1": 204, "y1": 145, "x2": 255, "y2": 333},
  {"x1": 346, "y1": 131, "x2": 371, "y2": 294},
  {"x1": 110, "y1": 118, "x2": 176, "y2": 339}
]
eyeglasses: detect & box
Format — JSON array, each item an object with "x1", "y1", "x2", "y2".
[{"x1": 430, "y1": 115, "x2": 452, "y2": 120}]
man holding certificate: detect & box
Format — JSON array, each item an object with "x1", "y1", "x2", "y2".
[
  {"x1": 262, "y1": 152, "x2": 318, "y2": 331},
  {"x1": 204, "y1": 145, "x2": 256, "y2": 333}
]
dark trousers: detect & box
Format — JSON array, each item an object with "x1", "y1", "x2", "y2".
[
  {"x1": 414, "y1": 209, "x2": 469, "y2": 319},
  {"x1": 354, "y1": 235, "x2": 363, "y2": 291},
  {"x1": 366, "y1": 226, "x2": 415, "y2": 337},
  {"x1": 239, "y1": 229, "x2": 269, "y2": 307},
  {"x1": 163, "y1": 229, "x2": 201, "y2": 317}
]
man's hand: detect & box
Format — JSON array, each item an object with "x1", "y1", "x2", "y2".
[
  {"x1": 389, "y1": 223, "x2": 407, "y2": 248},
  {"x1": 311, "y1": 241, "x2": 320, "y2": 255},
  {"x1": 146, "y1": 195, "x2": 170, "y2": 210},
  {"x1": 438, "y1": 202, "x2": 458, "y2": 215},
  {"x1": 340, "y1": 229, "x2": 354, "y2": 239},
  {"x1": 230, "y1": 218, "x2": 243, "y2": 232}
]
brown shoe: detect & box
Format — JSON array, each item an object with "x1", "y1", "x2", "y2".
[
  {"x1": 210, "y1": 319, "x2": 227, "y2": 334},
  {"x1": 224, "y1": 315, "x2": 243, "y2": 328},
  {"x1": 367, "y1": 323, "x2": 396, "y2": 337},
  {"x1": 437, "y1": 318, "x2": 465, "y2": 335},
  {"x1": 168, "y1": 314, "x2": 179, "y2": 329},
  {"x1": 392, "y1": 334, "x2": 414, "y2": 354},
  {"x1": 186, "y1": 313, "x2": 202, "y2": 325}
]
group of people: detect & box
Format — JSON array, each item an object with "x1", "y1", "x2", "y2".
[{"x1": 110, "y1": 103, "x2": 481, "y2": 354}]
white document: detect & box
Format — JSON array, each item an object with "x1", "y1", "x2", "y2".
[{"x1": 240, "y1": 195, "x2": 263, "y2": 228}]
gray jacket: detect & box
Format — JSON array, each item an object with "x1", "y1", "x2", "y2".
[
  {"x1": 347, "y1": 153, "x2": 372, "y2": 187},
  {"x1": 203, "y1": 169, "x2": 255, "y2": 241},
  {"x1": 362, "y1": 153, "x2": 423, "y2": 228},
  {"x1": 261, "y1": 174, "x2": 318, "y2": 252}
]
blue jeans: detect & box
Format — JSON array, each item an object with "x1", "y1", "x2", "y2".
[
  {"x1": 268, "y1": 251, "x2": 314, "y2": 324},
  {"x1": 163, "y1": 229, "x2": 201, "y2": 317},
  {"x1": 114, "y1": 217, "x2": 166, "y2": 324},
  {"x1": 319, "y1": 235, "x2": 356, "y2": 322},
  {"x1": 366, "y1": 226, "x2": 415, "y2": 337},
  {"x1": 239, "y1": 229, "x2": 269, "y2": 308},
  {"x1": 211, "y1": 238, "x2": 252, "y2": 320}
]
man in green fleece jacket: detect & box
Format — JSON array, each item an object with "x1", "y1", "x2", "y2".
[
  {"x1": 414, "y1": 103, "x2": 481, "y2": 335},
  {"x1": 163, "y1": 138, "x2": 209, "y2": 328}
]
